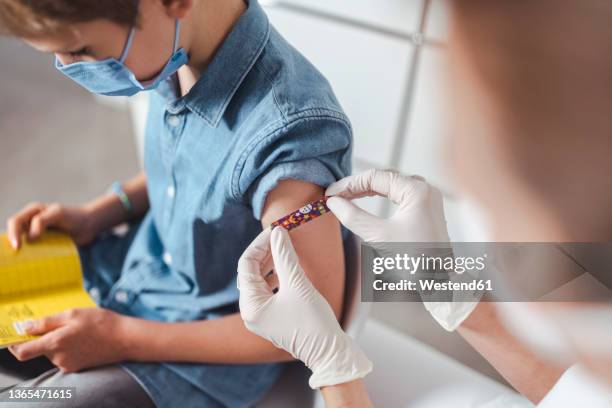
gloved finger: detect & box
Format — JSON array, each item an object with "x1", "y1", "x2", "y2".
[
  {"x1": 270, "y1": 227, "x2": 313, "y2": 293},
  {"x1": 238, "y1": 233, "x2": 275, "y2": 323},
  {"x1": 240, "y1": 227, "x2": 272, "y2": 266},
  {"x1": 237, "y1": 228, "x2": 273, "y2": 296},
  {"x1": 428, "y1": 185, "x2": 450, "y2": 238},
  {"x1": 326, "y1": 169, "x2": 425, "y2": 206},
  {"x1": 325, "y1": 175, "x2": 372, "y2": 200},
  {"x1": 326, "y1": 196, "x2": 381, "y2": 239}
]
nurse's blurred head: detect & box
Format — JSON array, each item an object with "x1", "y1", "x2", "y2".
[
  {"x1": 447, "y1": 0, "x2": 612, "y2": 384},
  {"x1": 448, "y1": 0, "x2": 612, "y2": 242}
]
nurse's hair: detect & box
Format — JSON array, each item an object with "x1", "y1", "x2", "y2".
[{"x1": 0, "y1": 0, "x2": 147, "y2": 38}]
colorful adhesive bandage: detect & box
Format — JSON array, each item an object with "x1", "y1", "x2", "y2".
[{"x1": 271, "y1": 197, "x2": 331, "y2": 231}]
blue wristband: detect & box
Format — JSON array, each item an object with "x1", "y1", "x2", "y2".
[{"x1": 110, "y1": 181, "x2": 133, "y2": 215}]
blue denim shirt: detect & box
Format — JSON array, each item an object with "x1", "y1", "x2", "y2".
[{"x1": 83, "y1": 0, "x2": 352, "y2": 406}]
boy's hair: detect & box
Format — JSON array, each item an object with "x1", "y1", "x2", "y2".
[{"x1": 0, "y1": 0, "x2": 140, "y2": 37}]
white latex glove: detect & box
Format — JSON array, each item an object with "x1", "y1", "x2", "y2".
[
  {"x1": 326, "y1": 169, "x2": 479, "y2": 332},
  {"x1": 237, "y1": 227, "x2": 373, "y2": 389}
]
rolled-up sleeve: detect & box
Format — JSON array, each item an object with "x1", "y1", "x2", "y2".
[{"x1": 232, "y1": 110, "x2": 353, "y2": 220}]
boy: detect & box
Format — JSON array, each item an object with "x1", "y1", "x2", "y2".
[{"x1": 0, "y1": 0, "x2": 350, "y2": 406}]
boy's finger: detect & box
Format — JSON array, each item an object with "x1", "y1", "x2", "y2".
[
  {"x1": 6, "y1": 216, "x2": 21, "y2": 250},
  {"x1": 9, "y1": 337, "x2": 48, "y2": 361},
  {"x1": 29, "y1": 205, "x2": 63, "y2": 239},
  {"x1": 6, "y1": 203, "x2": 45, "y2": 250},
  {"x1": 24, "y1": 313, "x2": 67, "y2": 335}
]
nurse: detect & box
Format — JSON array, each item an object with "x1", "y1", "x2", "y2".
[
  {"x1": 237, "y1": 0, "x2": 612, "y2": 406},
  {"x1": 239, "y1": 170, "x2": 612, "y2": 407}
]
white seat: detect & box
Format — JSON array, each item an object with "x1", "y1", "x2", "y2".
[{"x1": 257, "y1": 232, "x2": 370, "y2": 407}]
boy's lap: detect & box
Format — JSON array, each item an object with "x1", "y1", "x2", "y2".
[
  {"x1": 0, "y1": 348, "x2": 281, "y2": 407},
  {"x1": 0, "y1": 360, "x2": 154, "y2": 408}
]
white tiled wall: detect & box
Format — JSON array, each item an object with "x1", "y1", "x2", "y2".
[
  {"x1": 262, "y1": 0, "x2": 424, "y2": 35},
  {"x1": 399, "y1": 47, "x2": 451, "y2": 193},
  {"x1": 266, "y1": 8, "x2": 414, "y2": 168},
  {"x1": 424, "y1": 0, "x2": 451, "y2": 42}
]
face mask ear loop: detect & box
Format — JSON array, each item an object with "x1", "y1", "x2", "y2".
[
  {"x1": 172, "y1": 19, "x2": 182, "y2": 53},
  {"x1": 119, "y1": 27, "x2": 137, "y2": 64}
]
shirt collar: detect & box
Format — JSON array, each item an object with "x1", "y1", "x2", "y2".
[{"x1": 183, "y1": 0, "x2": 270, "y2": 127}]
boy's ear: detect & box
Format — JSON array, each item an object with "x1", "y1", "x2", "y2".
[{"x1": 163, "y1": 0, "x2": 194, "y2": 19}]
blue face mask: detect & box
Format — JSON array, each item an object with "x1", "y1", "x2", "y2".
[{"x1": 55, "y1": 19, "x2": 188, "y2": 97}]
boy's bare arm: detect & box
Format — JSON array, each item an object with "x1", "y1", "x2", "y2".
[
  {"x1": 6, "y1": 171, "x2": 148, "y2": 249},
  {"x1": 85, "y1": 171, "x2": 149, "y2": 232},
  {"x1": 260, "y1": 179, "x2": 345, "y2": 321},
  {"x1": 10, "y1": 179, "x2": 344, "y2": 368},
  {"x1": 122, "y1": 179, "x2": 345, "y2": 363}
]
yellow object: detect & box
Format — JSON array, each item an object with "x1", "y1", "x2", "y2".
[{"x1": 0, "y1": 231, "x2": 96, "y2": 348}]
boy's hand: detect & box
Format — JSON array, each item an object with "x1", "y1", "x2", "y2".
[
  {"x1": 8, "y1": 308, "x2": 129, "y2": 373},
  {"x1": 6, "y1": 202, "x2": 97, "y2": 249}
]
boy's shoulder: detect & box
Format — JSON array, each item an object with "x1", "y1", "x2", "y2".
[
  {"x1": 174, "y1": 0, "x2": 350, "y2": 134},
  {"x1": 247, "y1": 26, "x2": 347, "y2": 124}
]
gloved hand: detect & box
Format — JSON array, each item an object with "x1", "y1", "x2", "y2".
[
  {"x1": 326, "y1": 169, "x2": 479, "y2": 332},
  {"x1": 237, "y1": 227, "x2": 373, "y2": 389}
]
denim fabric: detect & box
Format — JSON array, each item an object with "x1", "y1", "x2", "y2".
[{"x1": 80, "y1": 0, "x2": 352, "y2": 406}]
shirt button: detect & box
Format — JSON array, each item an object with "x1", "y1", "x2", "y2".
[
  {"x1": 167, "y1": 185, "x2": 175, "y2": 198},
  {"x1": 167, "y1": 115, "x2": 181, "y2": 127},
  {"x1": 89, "y1": 287, "x2": 101, "y2": 302},
  {"x1": 163, "y1": 252, "x2": 173, "y2": 266},
  {"x1": 114, "y1": 290, "x2": 129, "y2": 304}
]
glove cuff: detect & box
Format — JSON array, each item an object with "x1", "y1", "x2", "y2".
[
  {"x1": 308, "y1": 335, "x2": 373, "y2": 389},
  {"x1": 424, "y1": 300, "x2": 480, "y2": 332}
]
